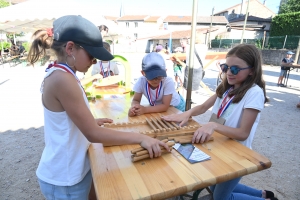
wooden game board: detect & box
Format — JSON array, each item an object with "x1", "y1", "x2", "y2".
[{"x1": 103, "y1": 117, "x2": 200, "y2": 140}]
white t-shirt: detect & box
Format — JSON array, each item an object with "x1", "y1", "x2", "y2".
[
  {"x1": 211, "y1": 84, "x2": 265, "y2": 149},
  {"x1": 91, "y1": 60, "x2": 119, "y2": 76},
  {"x1": 133, "y1": 76, "x2": 181, "y2": 107},
  {"x1": 185, "y1": 44, "x2": 208, "y2": 69}
]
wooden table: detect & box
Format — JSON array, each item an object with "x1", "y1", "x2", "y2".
[{"x1": 88, "y1": 94, "x2": 271, "y2": 200}]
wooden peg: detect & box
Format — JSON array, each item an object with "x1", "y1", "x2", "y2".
[
  {"x1": 150, "y1": 117, "x2": 163, "y2": 132},
  {"x1": 146, "y1": 118, "x2": 159, "y2": 133}
]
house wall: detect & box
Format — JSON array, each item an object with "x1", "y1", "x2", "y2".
[
  {"x1": 210, "y1": 48, "x2": 300, "y2": 66},
  {"x1": 215, "y1": 0, "x2": 275, "y2": 19},
  {"x1": 218, "y1": 29, "x2": 264, "y2": 39}
]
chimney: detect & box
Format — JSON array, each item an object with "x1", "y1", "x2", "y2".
[{"x1": 263, "y1": 0, "x2": 267, "y2": 5}]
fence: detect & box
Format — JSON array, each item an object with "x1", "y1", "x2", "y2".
[{"x1": 211, "y1": 35, "x2": 300, "y2": 50}]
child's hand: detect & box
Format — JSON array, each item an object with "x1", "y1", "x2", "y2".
[
  {"x1": 192, "y1": 122, "x2": 215, "y2": 144},
  {"x1": 128, "y1": 106, "x2": 137, "y2": 117},
  {"x1": 140, "y1": 136, "x2": 170, "y2": 158},
  {"x1": 132, "y1": 104, "x2": 145, "y2": 116},
  {"x1": 95, "y1": 118, "x2": 113, "y2": 126},
  {"x1": 162, "y1": 112, "x2": 190, "y2": 127}
]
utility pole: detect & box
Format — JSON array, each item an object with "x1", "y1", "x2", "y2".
[
  {"x1": 240, "y1": 0, "x2": 244, "y2": 15},
  {"x1": 185, "y1": 0, "x2": 198, "y2": 111},
  {"x1": 240, "y1": 0, "x2": 250, "y2": 44},
  {"x1": 295, "y1": 38, "x2": 300, "y2": 65},
  {"x1": 208, "y1": 7, "x2": 214, "y2": 49}
]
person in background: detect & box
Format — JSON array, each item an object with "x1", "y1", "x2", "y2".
[
  {"x1": 10, "y1": 43, "x2": 18, "y2": 56},
  {"x1": 180, "y1": 38, "x2": 188, "y2": 53},
  {"x1": 172, "y1": 47, "x2": 184, "y2": 89},
  {"x1": 91, "y1": 41, "x2": 119, "y2": 78},
  {"x1": 163, "y1": 44, "x2": 278, "y2": 200},
  {"x1": 128, "y1": 52, "x2": 185, "y2": 117},
  {"x1": 27, "y1": 15, "x2": 169, "y2": 200},
  {"x1": 98, "y1": 25, "x2": 109, "y2": 39},
  {"x1": 156, "y1": 45, "x2": 176, "y2": 87},
  {"x1": 17, "y1": 42, "x2": 25, "y2": 55},
  {"x1": 277, "y1": 51, "x2": 295, "y2": 87}
]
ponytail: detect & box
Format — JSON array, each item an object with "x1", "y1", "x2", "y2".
[{"x1": 27, "y1": 29, "x2": 53, "y2": 65}]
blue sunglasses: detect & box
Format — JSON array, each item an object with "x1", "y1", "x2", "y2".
[{"x1": 220, "y1": 64, "x2": 252, "y2": 75}]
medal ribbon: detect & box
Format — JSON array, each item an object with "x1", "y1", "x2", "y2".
[
  {"x1": 145, "y1": 81, "x2": 162, "y2": 106},
  {"x1": 46, "y1": 63, "x2": 86, "y2": 96},
  {"x1": 100, "y1": 61, "x2": 110, "y2": 78},
  {"x1": 217, "y1": 87, "x2": 234, "y2": 118}
]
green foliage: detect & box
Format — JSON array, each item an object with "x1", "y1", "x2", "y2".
[
  {"x1": 0, "y1": 0, "x2": 9, "y2": 8},
  {"x1": 255, "y1": 39, "x2": 263, "y2": 49},
  {"x1": 22, "y1": 42, "x2": 30, "y2": 52},
  {"x1": 270, "y1": 12, "x2": 300, "y2": 36},
  {"x1": 6, "y1": 33, "x2": 25, "y2": 43},
  {"x1": 0, "y1": 41, "x2": 10, "y2": 49},
  {"x1": 279, "y1": 0, "x2": 300, "y2": 14}
]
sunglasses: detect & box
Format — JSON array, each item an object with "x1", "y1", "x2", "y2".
[
  {"x1": 76, "y1": 44, "x2": 97, "y2": 62},
  {"x1": 220, "y1": 64, "x2": 252, "y2": 75}
]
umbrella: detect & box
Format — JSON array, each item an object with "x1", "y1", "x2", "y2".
[{"x1": 0, "y1": 0, "x2": 111, "y2": 33}]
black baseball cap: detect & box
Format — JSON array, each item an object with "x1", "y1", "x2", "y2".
[
  {"x1": 142, "y1": 52, "x2": 167, "y2": 80},
  {"x1": 53, "y1": 15, "x2": 113, "y2": 61}
]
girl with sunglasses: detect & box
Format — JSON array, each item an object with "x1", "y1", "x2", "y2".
[
  {"x1": 28, "y1": 15, "x2": 169, "y2": 200},
  {"x1": 162, "y1": 44, "x2": 278, "y2": 200}
]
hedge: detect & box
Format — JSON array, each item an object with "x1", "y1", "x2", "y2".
[{"x1": 270, "y1": 12, "x2": 300, "y2": 36}]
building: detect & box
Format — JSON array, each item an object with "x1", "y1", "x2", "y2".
[
  {"x1": 214, "y1": 0, "x2": 275, "y2": 20},
  {"x1": 213, "y1": 0, "x2": 276, "y2": 40}
]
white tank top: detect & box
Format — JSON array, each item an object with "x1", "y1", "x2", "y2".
[{"x1": 36, "y1": 66, "x2": 91, "y2": 186}]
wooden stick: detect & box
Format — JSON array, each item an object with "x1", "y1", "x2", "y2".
[
  {"x1": 170, "y1": 121, "x2": 180, "y2": 130},
  {"x1": 155, "y1": 117, "x2": 171, "y2": 132},
  {"x1": 146, "y1": 118, "x2": 159, "y2": 133},
  {"x1": 131, "y1": 139, "x2": 169, "y2": 154},
  {"x1": 150, "y1": 117, "x2": 164, "y2": 132},
  {"x1": 161, "y1": 119, "x2": 177, "y2": 130},
  {"x1": 134, "y1": 141, "x2": 175, "y2": 156},
  {"x1": 132, "y1": 149, "x2": 172, "y2": 162}
]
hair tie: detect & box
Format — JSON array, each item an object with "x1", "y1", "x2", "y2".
[{"x1": 46, "y1": 28, "x2": 53, "y2": 37}]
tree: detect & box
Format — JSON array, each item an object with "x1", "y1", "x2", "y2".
[
  {"x1": 0, "y1": 0, "x2": 9, "y2": 8},
  {"x1": 279, "y1": 0, "x2": 300, "y2": 14}
]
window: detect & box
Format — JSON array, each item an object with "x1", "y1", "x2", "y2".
[
  {"x1": 126, "y1": 22, "x2": 129, "y2": 28},
  {"x1": 134, "y1": 33, "x2": 138, "y2": 39},
  {"x1": 135, "y1": 22, "x2": 138, "y2": 28}
]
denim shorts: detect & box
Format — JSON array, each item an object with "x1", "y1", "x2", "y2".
[
  {"x1": 38, "y1": 170, "x2": 92, "y2": 200},
  {"x1": 279, "y1": 69, "x2": 287, "y2": 76}
]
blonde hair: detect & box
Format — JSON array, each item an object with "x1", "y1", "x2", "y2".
[{"x1": 27, "y1": 29, "x2": 80, "y2": 65}]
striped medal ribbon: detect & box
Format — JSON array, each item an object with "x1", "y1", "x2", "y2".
[
  {"x1": 145, "y1": 81, "x2": 162, "y2": 106},
  {"x1": 217, "y1": 87, "x2": 234, "y2": 118},
  {"x1": 100, "y1": 61, "x2": 110, "y2": 78}
]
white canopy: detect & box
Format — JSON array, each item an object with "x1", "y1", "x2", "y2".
[{"x1": 0, "y1": 0, "x2": 117, "y2": 33}]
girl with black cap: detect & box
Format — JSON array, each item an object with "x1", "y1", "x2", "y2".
[{"x1": 27, "y1": 15, "x2": 169, "y2": 200}]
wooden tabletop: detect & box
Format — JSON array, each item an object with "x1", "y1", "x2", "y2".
[{"x1": 88, "y1": 95, "x2": 272, "y2": 200}]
